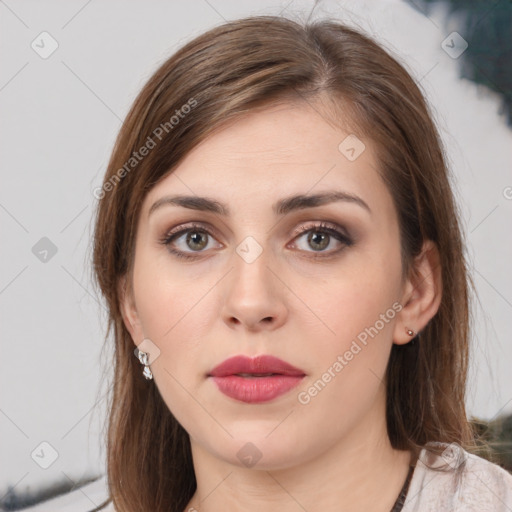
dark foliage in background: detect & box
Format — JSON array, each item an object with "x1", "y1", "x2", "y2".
[
  {"x1": 0, "y1": 476, "x2": 99, "y2": 511},
  {"x1": 409, "y1": 0, "x2": 512, "y2": 127},
  {"x1": 471, "y1": 413, "x2": 512, "y2": 470}
]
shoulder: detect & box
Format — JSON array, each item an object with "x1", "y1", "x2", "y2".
[
  {"x1": 17, "y1": 475, "x2": 114, "y2": 512},
  {"x1": 403, "y1": 442, "x2": 512, "y2": 512}
]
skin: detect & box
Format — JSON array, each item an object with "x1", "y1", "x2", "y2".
[{"x1": 120, "y1": 101, "x2": 442, "y2": 512}]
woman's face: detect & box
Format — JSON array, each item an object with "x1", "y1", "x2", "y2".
[{"x1": 122, "y1": 102, "x2": 412, "y2": 469}]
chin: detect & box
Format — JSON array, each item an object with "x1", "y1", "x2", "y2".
[{"x1": 207, "y1": 430, "x2": 310, "y2": 471}]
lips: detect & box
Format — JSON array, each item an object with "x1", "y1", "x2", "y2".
[
  {"x1": 208, "y1": 355, "x2": 306, "y2": 404},
  {"x1": 208, "y1": 355, "x2": 305, "y2": 378}
]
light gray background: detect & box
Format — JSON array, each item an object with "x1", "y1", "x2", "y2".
[{"x1": 1, "y1": 0, "x2": 511, "y2": 499}]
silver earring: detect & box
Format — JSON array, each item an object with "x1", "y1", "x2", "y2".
[
  {"x1": 137, "y1": 349, "x2": 153, "y2": 380},
  {"x1": 406, "y1": 328, "x2": 415, "y2": 337}
]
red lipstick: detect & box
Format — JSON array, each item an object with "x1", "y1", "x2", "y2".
[{"x1": 208, "y1": 355, "x2": 305, "y2": 403}]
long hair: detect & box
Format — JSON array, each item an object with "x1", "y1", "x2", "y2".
[{"x1": 92, "y1": 15, "x2": 477, "y2": 511}]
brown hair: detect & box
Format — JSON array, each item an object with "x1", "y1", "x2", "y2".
[{"x1": 92, "y1": 14, "x2": 477, "y2": 512}]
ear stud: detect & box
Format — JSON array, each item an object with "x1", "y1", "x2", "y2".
[{"x1": 405, "y1": 328, "x2": 415, "y2": 337}]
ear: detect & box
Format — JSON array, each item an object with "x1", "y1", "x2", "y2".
[
  {"x1": 393, "y1": 240, "x2": 442, "y2": 345},
  {"x1": 118, "y1": 274, "x2": 144, "y2": 344}
]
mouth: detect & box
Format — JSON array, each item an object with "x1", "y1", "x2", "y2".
[
  {"x1": 208, "y1": 355, "x2": 306, "y2": 403},
  {"x1": 208, "y1": 354, "x2": 306, "y2": 378}
]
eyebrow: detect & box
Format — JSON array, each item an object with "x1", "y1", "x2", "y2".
[{"x1": 148, "y1": 191, "x2": 371, "y2": 218}]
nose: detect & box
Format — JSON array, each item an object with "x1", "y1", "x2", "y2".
[{"x1": 221, "y1": 244, "x2": 288, "y2": 332}]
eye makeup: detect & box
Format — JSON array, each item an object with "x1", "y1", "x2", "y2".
[{"x1": 158, "y1": 220, "x2": 354, "y2": 261}]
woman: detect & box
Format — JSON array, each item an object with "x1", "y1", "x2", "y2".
[{"x1": 26, "y1": 14, "x2": 512, "y2": 512}]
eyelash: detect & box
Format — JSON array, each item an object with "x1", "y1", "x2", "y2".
[{"x1": 159, "y1": 221, "x2": 353, "y2": 261}]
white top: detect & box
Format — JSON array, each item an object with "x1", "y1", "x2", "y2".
[
  {"x1": 402, "y1": 442, "x2": 512, "y2": 511},
  {"x1": 19, "y1": 443, "x2": 512, "y2": 511}
]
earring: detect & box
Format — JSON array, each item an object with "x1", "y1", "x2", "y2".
[
  {"x1": 137, "y1": 349, "x2": 153, "y2": 380},
  {"x1": 405, "y1": 328, "x2": 416, "y2": 337}
]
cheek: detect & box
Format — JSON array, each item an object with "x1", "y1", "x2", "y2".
[
  {"x1": 132, "y1": 246, "x2": 207, "y2": 340},
  {"x1": 131, "y1": 247, "x2": 219, "y2": 384},
  {"x1": 296, "y1": 252, "x2": 403, "y2": 408},
  {"x1": 311, "y1": 254, "x2": 401, "y2": 343},
  {"x1": 293, "y1": 267, "x2": 401, "y2": 431},
  {"x1": 131, "y1": 252, "x2": 212, "y2": 424}
]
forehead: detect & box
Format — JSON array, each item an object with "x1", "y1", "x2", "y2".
[{"x1": 143, "y1": 102, "x2": 387, "y2": 214}]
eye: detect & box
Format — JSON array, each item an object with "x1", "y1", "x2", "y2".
[
  {"x1": 290, "y1": 222, "x2": 353, "y2": 256},
  {"x1": 160, "y1": 223, "x2": 222, "y2": 260},
  {"x1": 160, "y1": 221, "x2": 353, "y2": 261}
]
